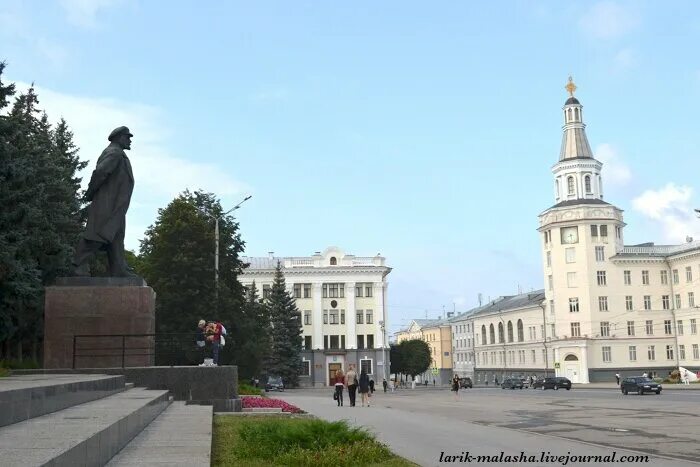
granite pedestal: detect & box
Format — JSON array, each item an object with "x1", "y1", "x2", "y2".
[{"x1": 44, "y1": 277, "x2": 156, "y2": 369}]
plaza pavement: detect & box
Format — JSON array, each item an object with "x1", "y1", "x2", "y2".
[{"x1": 277, "y1": 387, "x2": 700, "y2": 467}]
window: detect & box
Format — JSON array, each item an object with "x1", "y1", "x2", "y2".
[
  {"x1": 660, "y1": 270, "x2": 668, "y2": 285},
  {"x1": 356, "y1": 310, "x2": 363, "y2": 324},
  {"x1": 546, "y1": 251, "x2": 551, "y2": 267},
  {"x1": 329, "y1": 335, "x2": 339, "y2": 349},
  {"x1": 585, "y1": 175, "x2": 592, "y2": 193},
  {"x1": 679, "y1": 345, "x2": 686, "y2": 360},
  {"x1": 507, "y1": 321, "x2": 514, "y2": 342},
  {"x1": 341, "y1": 335, "x2": 345, "y2": 348},
  {"x1": 625, "y1": 296, "x2": 633, "y2": 311},
  {"x1": 643, "y1": 295, "x2": 651, "y2": 310},
  {"x1": 664, "y1": 320, "x2": 672, "y2": 335},
  {"x1": 360, "y1": 359, "x2": 373, "y2": 375},
  {"x1": 517, "y1": 320, "x2": 524, "y2": 342},
  {"x1": 498, "y1": 322, "x2": 505, "y2": 343},
  {"x1": 301, "y1": 360, "x2": 311, "y2": 376},
  {"x1": 673, "y1": 269, "x2": 679, "y2": 284},
  {"x1": 304, "y1": 311, "x2": 311, "y2": 325},
  {"x1": 550, "y1": 323, "x2": 555, "y2": 337},
  {"x1": 355, "y1": 284, "x2": 363, "y2": 297},
  {"x1": 615, "y1": 226, "x2": 622, "y2": 239},
  {"x1": 675, "y1": 294, "x2": 682, "y2": 309},
  {"x1": 481, "y1": 325, "x2": 486, "y2": 345},
  {"x1": 323, "y1": 310, "x2": 328, "y2": 324},
  {"x1": 490, "y1": 324, "x2": 495, "y2": 344},
  {"x1": 599, "y1": 296, "x2": 608, "y2": 312},
  {"x1": 303, "y1": 284, "x2": 311, "y2": 298},
  {"x1": 648, "y1": 345, "x2": 656, "y2": 361},
  {"x1": 591, "y1": 225, "x2": 598, "y2": 238},
  {"x1": 330, "y1": 256, "x2": 337, "y2": 265},
  {"x1": 600, "y1": 225, "x2": 608, "y2": 237},
  {"x1": 597, "y1": 271, "x2": 607, "y2": 286},
  {"x1": 666, "y1": 345, "x2": 674, "y2": 360},
  {"x1": 550, "y1": 300, "x2": 555, "y2": 315},
  {"x1": 263, "y1": 284, "x2": 271, "y2": 299},
  {"x1": 365, "y1": 284, "x2": 373, "y2": 297},
  {"x1": 629, "y1": 345, "x2": 637, "y2": 361},
  {"x1": 304, "y1": 336, "x2": 312, "y2": 350},
  {"x1": 623, "y1": 270, "x2": 631, "y2": 285},
  {"x1": 694, "y1": 344, "x2": 699, "y2": 360},
  {"x1": 600, "y1": 322, "x2": 610, "y2": 337},
  {"x1": 678, "y1": 320, "x2": 684, "y2": 335},
  {"x1": 689, "y1": 292, "x2": 695, "y2": 308},
  {"x1": 595, "y1": 246, "x2": 605, "y2": 262},
  {"x1": 642, "y1": 270, "x2": 649, "y2": 285},
  {"x1": 367, "y1": 334, "x2": 374, "y2": 349},
  {"x1": 340, "y1": 310, "x2": 345, "y2": 325},
  {"x1": 627, "y1": 321, "x2": 635, "y2": 336},
  {"x1": 548, "y1": 275, "x2": 553, "y2": 290},
  {"x1": 567, "y1": 176, "x2": 575, "y2": 195},
  {"x1": 566, "y1": 247, "x2": 576, "y2": 263},
  {"x1": 366, "y1": 310, "x2": 373, "y2": 324},
  {"x1": 567, "y1": 272, "x2": 576, "y2": 287},
  {"x1": 329, "y1": 310, "x2": 338, "y2": 325},
  {"x1": 691, "y1": 319, "x2": 697, "y2": 335},
  {"x1": 569, "y1": 298, "x2": 580, "y2": 313},
  {"x1": 531, "y1": 349, "x2": 536, "y2": 363},
  {"x1": 645, "y1": 320, "x2": 653, "y2": 335},
  {"x1": 687, "y1": 266, "x2": 693, "y2": 282},
  {"x1": 571, "y1": 322, "x2": 581, "y2": 337},
  {"x1": 293, "y1": 284, "x2": 302, "y2": 298},
  {"x1": 662, "y1": 295, "x2": 670, "y2": 310},
  {"x1": 602, "y1": 346, "x2": 611, "y2": 362}
]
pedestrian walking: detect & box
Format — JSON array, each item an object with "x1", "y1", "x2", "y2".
[
  {"x1": 334, "y1": 369, "x2": 345, "y2": 407},
  {"x1": 433, "y1": 378, "x2": 436, "y2": 386},
  {"x1": 494, "y1": 376, "x2": 499, "y2": 386},
  {"x1": 685, "y1": 370, "x2": 691, "y2": 385},
  {"x1": 615, "y1": 373, "x2": 620, "y2": 385},
  {"x1": 383, "y1": 378, "x2": 388, "y2": 393},
  {"x1": 359, "y1": 368, "x2": 371, "y2": 407},
  {"x1": 345, "y1": 364, "x2": 358, "y2": 407},
  {"x1": 451, "y1": 374, "x2": 460, "y2": 401}
]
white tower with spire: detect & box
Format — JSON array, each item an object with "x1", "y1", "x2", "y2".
[{"x1": 537, "y1": 77, "x2": 626, "y2": 384}]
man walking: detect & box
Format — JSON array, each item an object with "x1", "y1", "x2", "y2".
[
  {"x1": 615, "y1": 372, "x2": 620, "y2": 385},
  {"x1": 383, "y1": 378, "x2": 388, "y2": 393}
]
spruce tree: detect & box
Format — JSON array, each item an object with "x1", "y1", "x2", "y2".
[
  {"x1": 266, "y1": 262, "x2": 303, "y2": 387},
  {"x1": 234, "y1": 281, "x2": 270, "y2": 379}
]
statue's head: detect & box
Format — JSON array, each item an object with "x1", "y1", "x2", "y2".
[{"x1": 108, "y1": 126, "x2": 133, "y2": 150}]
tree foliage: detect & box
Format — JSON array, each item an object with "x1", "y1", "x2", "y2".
[
  {"x1": 265, "y1": 262, "x2": 303, "y2": 387},
  {"x1": 390, "y1": 339, "x2": 431, "y2": 379}
]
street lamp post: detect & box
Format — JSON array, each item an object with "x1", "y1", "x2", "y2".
[
  {"x1": 379, "y1": 320, "x2": 387, "y2": 383},
  {"x1": 198, "y1": 195, "x2": 252, "y2": 306}
]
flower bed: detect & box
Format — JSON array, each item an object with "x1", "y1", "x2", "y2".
[{"x1": 241, "y1": 396, "x2": 304, "y2": 414}]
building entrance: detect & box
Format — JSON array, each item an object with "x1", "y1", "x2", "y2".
[{"x1": 328, "y1": 363, "x2": 342, "y2": 386}]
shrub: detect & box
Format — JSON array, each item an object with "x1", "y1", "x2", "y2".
[
  {"x1": 0, "y1": 368, "x2": 9, "y2": 377},
  {"x1": 238, "y1": 382, "x2": 262, "y2": 396},
  {"x1": 0, "y1": 359, "x2": 40, "y2": 370}
]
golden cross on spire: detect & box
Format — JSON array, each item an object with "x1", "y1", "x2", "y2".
[{"x1": 565, "y1": 76, "x2": 577, "y2": 97}]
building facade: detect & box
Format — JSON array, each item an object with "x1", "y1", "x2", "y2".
[
  {"x1": 395, "y1": 319, "x2": 453, "y2": 384},
  {"x1": 449, "y1": 312, "x2": 476, "y2": 380},
  {"x1": 239, "y1": 246, "x2": 391, "y2": 387}
]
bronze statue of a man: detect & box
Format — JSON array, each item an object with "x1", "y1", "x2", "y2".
[{"x1": 72, "y1": 126, "x2": 138, "y2": 277}]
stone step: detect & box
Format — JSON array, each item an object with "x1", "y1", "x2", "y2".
[
  {"x1": 0, "y1": 374, "x2": 126, "y2": 427},
  {"x1": 107, "y1": 401, "x2": 212, "y2": 466},
  {"x1": 0, "y1": 387, "x2": 170, "y2": 467}
]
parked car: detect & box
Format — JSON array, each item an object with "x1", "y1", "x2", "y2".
[
  {"x1": 459, "y1": 377, "x2": 473, "y2": 389},
  {"x1": 265, "y1": 375, "x2": 284, "y2": 392},
  {"x1": 533, "y1": 377, "x2": 572, "y2": 390},
  {"x1": 501, "y1": 377, "x2": 524, "y2": 389},
  {"x1": 520, "y1": 377, "x2": 531, "y2": 388},
  {"x1": 620, "y1": 376, "x2": 662, "y2": 395}
]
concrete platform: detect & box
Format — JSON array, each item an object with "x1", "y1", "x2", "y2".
[
  {"x1": 0, "y1": 374, "x2": 126, "y2": 427},
  {"x1": 0, "y1": 387, "x2": 170, "y2": 467},
  {"x1": 107, "y1": 402, "x2": 212, "y2": 466}
]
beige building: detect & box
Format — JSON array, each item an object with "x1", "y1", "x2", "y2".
[
  {"x1": 239, "y1": 246, "x2": 391, "y2": 387},
  {"x1": 395, "y1": 319, "x2": 453, "y2": 384}
]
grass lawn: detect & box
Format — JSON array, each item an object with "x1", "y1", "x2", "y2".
[{"x1": 212, "y1": 415, "x2": 416, "y2": 467}]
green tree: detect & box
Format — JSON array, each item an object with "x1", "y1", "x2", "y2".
[
  {"x1": 138, "y1": 190, "x2": 246, "y2": 364},
  {"x1": 234, "y1": 281, "x2": 270, "y2": 379},
  {"x1": 398, "y1": 339, "x2": 431, "y2": 381},
  {"x1": 389, "y1": 343, "x2": 404, "y2": 376},
  {"x1": 265, "y1": 262, "x2": 303, "y2": 387}
]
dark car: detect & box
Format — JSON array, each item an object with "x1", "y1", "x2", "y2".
[
  {"x1": 501, "y1": 377, "x2": 524, "y2": 389},
  {"x1": 265, "y1": 375, "x2": 284, "y2": 392},
  {"x1": 459, "y1": 377, "x2": 473, "y2": 389},
  {"x1": 533, "y1": 376, "x2": 571, "y2": 390},
  {"x1": 620, "y1": 376, "x2": 662, "y2": 395}
]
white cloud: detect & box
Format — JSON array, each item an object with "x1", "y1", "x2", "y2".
[
  {"x1": 58, "y1": 0, "x2": 124, "y2": 29},
  {"x1": 14, "y1": 81, "x2": 249, "y2": 249},
  {"x1": 613, "y1": 48, "x2": 636, "y2": 72},
  {"x1": 594, "y1": 143, "x2": 632, "y2": 187},
  {"x1": 579, "y1": 2, "x2": 640, "y2": 40},
  {"x1": 632, "y1": 183, "x2": 699, "y2": 242}
]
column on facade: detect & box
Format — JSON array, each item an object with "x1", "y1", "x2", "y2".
[
  {"x1": 579, "y1": 345, "x2": 590, "y2": 383},
  {"x1": 553, "y1": 347, "x2": 560, "y2": 376},
  {"x1": 374, "y1": 282, "x2": 386, "y2": 348},
  {"x1": 313, "y1": 282, "x2": 323, "y2": 350},
  {"x1": 345, "y1": 282, "x2": 356, "y2": 349}
]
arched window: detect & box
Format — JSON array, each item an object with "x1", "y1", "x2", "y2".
[
  {"x1": 555, "y1": 179, "x2": 560, "y2": 198},
  {"x1": 584, "y1": 175, "x2": 591, "y2": 193},
  {"x1": 567, "y1": 108, "x2": 572, "y2": 121},
  {"x1": 498, "y1": 322, "x2": 504, "y2": 343},
  {"x1": 567, "y1": 176, "x2": 575, "y2": 195},
  {"x1": 489, "y1": 324, "x2": 495, "y2": 344},
  {"x1": 330, "y1": 257, "x2": 337, "y2": 265},
  {"x1": 564, "y1": 354, "x2": 579, "y2": 361},
  {"x1": 574, "y1": 108, "x2": 580, "y2": 121},
  {"x1": 481, "y1": 325, "x2": 486, "y2": 345},
  {"x1": 507, "y1": 321, "x2": 514, "y2": 343},
  {"x1": 517, "y1": 319, "x2": 524, "y2": 342}
]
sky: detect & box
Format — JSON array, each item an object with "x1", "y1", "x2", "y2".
[{"x1": 3, "y1": 1, "x2": 700, "y2": 336}]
